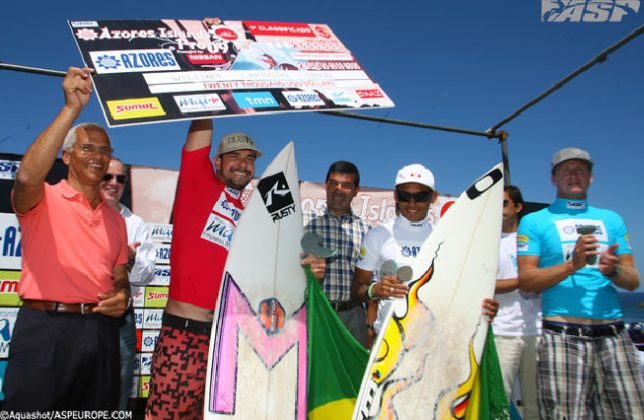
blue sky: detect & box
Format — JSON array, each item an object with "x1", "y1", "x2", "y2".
[{"x1": 1, "y1": 1, "x2": 643, "y2": 290}]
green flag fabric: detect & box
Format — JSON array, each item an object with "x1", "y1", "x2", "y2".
[
  {"x1": 306, "y1": 269, "x2": 369, "y2": 420},
  {"x1": 465, "y1": 326, "x2": 511, "y2": 420}
]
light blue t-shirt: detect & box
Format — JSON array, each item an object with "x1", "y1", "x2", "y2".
[{"x1": 517, "y1": 198, "x2": 632, "y2": 319}]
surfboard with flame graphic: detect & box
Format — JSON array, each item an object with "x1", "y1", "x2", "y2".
[{"x1": 353, "y1": 164, "x2": 503, "y2": 420}]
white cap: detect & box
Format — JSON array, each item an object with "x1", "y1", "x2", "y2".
[
  {"x1": 395, "y1": 164, "x2": 435, "y2": 190},
  {"x1": 551, "y1": 147, "x2": 592, "y2": 169}
]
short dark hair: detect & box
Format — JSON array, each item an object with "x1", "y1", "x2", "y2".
[
  {"x1": 504, "y1": 185, "x2": 524, "y2": 218},
  {"x1": 325, "y1": 161, "x2": 360, "y2": 188},
  {"x1": 504, "y1": 185, "x2": 523, "y2": 205}
]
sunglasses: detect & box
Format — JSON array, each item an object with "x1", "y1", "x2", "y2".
[
  {"x1": 102, "y1": 173, "x2": 127, "y2": 184},
  {"x1": 396, "y1": 190, "x2": 432, "y2": 203}
]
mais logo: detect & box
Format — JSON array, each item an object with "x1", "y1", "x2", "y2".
[
  {"x1": 542, "y1": 0, "x2": 640, "y2": 22},
  {"x1": 107, "y1": 98, "x2": 166, "y2": 121}
]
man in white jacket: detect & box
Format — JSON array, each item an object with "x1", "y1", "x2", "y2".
[{"x1": 101, "y1": 157, "x2": 156, "y2": 410}]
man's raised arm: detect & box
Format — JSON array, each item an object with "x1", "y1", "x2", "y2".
[{"x1": 13, "y1": 67, "x2": 94, "y2": 213}]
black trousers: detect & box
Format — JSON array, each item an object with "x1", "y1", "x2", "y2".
[{"x1": 2, "y1": 307, "x2": 120, "y2": 410}]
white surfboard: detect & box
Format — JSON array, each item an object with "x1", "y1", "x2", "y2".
[
  {"x1": 353, "y1": 163, "x2": 504, "y2": 420},
  {"x1": 205, "y1": 142, "x2": 307, "y2": 420}
]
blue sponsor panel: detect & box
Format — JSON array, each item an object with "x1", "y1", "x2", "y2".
[
  {"x1": 0, "y1": 160, "x2": 20, "y2": 181},
  {"x1": 155, "y1": 244, "x2": 171, "y2": 264},
  {"x1": 148, "y1": 223, "x2": 173, "y2": 243},
  {"x1": 0, "y1": 308, "x2": 18, "y2": 359},
  {"x1": 89, "y1": 49, "x2": 181, "y2": 74},
  {"x1": 232, "y1": 92, "x2": 279, "y2": 109},
  {"x1": 0, "y1": 214, "x2": 22, "y2": 270},
  {"x1": 150, "y1": 265, "x2": 171, "y2": 286},
  {"x1": 0, "y1": 360, "x2": 6, "y2": 401}
]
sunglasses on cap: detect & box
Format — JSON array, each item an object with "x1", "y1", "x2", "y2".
[
  {"x1": 102, "y1": 173, "x2": 127, "y2": 184},
  {"x1": 396, "y1": 190, "x2": 432, "y2": 203}
]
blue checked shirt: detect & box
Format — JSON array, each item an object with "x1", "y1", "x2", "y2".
[{"x1": 303, "y1": 205, "x2": 369, "y2": 303}]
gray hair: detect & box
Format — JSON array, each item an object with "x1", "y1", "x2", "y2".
[{"x1": 62, "y1": 123, "x2": 110, "y2": 151}]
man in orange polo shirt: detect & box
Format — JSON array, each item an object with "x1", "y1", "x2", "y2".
[{"x1": 2, "y1": 67, "x2": 130, "y2": 410}]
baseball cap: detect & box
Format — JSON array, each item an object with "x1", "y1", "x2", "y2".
[
  {"x1": 395, "y1": 164, "x2": 435, "y2": 190},
  {"x1": 216, "y1": 132, "x2": 262, "y2": 157},
  {"x1": 551, "y1": 147, "x2": 592, "y2": 169}
]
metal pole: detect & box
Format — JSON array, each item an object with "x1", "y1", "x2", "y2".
[
  {"x1": 322, "y1": 110, "x2": 499, "y2": 139},
  {"x1": 498, "y1": 131, "x2": 511, "y2": 185},
  {"x1": 0, "y1": 62, "x2": 65, "y2": 78}
]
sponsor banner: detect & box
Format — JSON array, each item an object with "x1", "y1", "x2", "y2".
[
  {"x1": 0, "y1": 360, "x2": 7, "y2": 400},
  {"x1": 129, "y1": 375, "x2": 139, "y2": 398},
  {"x1": 68, "y1": 19, "x2": 393, "y2": 127},
  {"x1": 232, "y1": 91, "x2": 278, "y2": 109},
  {"x1": 155, "y1": 244, "x2": 171, "y2": 264},
  {"x1": 144, "y1": 286, "x2": 169, "y2": 308},
  {"x1": 134, "y1": 308, "x2": 144, "y2": 329},
  {"x1": 0, "y1": 214, "x2": 22, "y2": 271},
  {"x1": 106, "y1": 97, "x2": 166, "y2": 121},
  {"x1": 151, "y1": 265, "x2": 171, "y2": 286},
  {"x1": 141, "y1": 330, "x2": 161, "y2": 352},
  {"x1": 142, "y1": 308, "x2": 163, "y2": 329},
  {"x1": 0, "y1": 308, "x2": 19, "y2": 358},
  {"x1": 138, "y1": 352, "x2": 154, "y2": 375},
  {"x1": 0, "y1": 160, "x2": 20, "y2": 181},
  {"x1": 0, "y1": 271, "x2": 21, "y2": 307},
  {"x1": 148, "y1": 223, "x2": 173, "y2": 242},
  {"x1": 541, "y1": 0, "x2": 640, "y2": 22},
  {"x1": 89, "y1": 49, "x2": 181, "y2": 74},
  {"x1": 139, "y1": 375, "x2": 151, "y2": 398},
  {"x1": 282, "y1": 90, "x2": 325, "y2": 108},
  {"x1": 300, "y1": 181, "x2": 455, "y2": 228},
  {"x1": 174, "y1": 93, "x2": 227, "y2": 113},
  {"x1": 132, "y1": 287, "x2": 145, "y2": 308}
]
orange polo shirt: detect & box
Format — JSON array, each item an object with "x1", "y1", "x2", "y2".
[{"x1": 13, "y1": 180, "x2": 128, "y2": 303}]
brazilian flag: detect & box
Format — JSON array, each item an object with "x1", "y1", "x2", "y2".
[{"x1": 306, "y1": 270, "x2": 369, "y2": 419}]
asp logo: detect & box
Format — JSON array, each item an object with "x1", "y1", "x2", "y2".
[
  {"x1": 89, "y1": 49, "x2": 181, "y2": 74},
  {"x1": 542, "y1": 0, "x2": 640, "y2": 22},
  {"x1": 0, "y1": 160, "x2": 20, "y2": 180},
  {"x1": 257, "y1": 172, "x2": 296, "y2": 222}
]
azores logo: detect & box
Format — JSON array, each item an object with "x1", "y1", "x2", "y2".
[
  {"x1": 257, "y1": 172, "x2": 296, "y2": 222},
  {"x1": 89, "y1": 49, "x2": 181, "y2": 74}
]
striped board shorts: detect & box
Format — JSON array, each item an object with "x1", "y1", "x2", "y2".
[{"x1": 537, "y1": 321, "x2": 643, "y2": 419}]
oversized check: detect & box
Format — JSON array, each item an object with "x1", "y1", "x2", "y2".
[{"x1": 68, "y1": 19, "x2": 394, "y2": 127}]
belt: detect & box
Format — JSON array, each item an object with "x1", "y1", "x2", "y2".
[
  {"x1": 329, "y1": 300, "x2": 357, "y2": 312},
  {"x1": 163, "y1": 313, "x2": 212, "y2": 336},
  {"x1": 22, "y1": 299, "x2": 98, "y2": 315},
  {"x1": 543, "y1": 321, "x2": 625, "y2": 338}
]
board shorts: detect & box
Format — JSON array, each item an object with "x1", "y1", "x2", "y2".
[{"x1": 145, "y1": 313, "x2": 211, "y2": 420}]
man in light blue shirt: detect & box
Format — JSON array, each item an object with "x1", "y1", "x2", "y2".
[{"x1": 518, "y1": 147, "x2": 642, "y2": 419}]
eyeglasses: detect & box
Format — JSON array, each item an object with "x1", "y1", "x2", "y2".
[
  {"x1": 102, "y1": 173, "x2": 127, "y2": 184},
  {"x1": 75, "y1": 143, "x2": 113, "y2": 156},
  {"x1": 503, "y1": 199, "x2": 510, "y2": 207},
  {"x1": 396, "y1": 190, "x2": 432, "y2": 203}
]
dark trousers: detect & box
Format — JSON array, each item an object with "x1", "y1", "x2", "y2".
[{"x1": 2, "y1": 307, "x2": 120, "y2": 410}]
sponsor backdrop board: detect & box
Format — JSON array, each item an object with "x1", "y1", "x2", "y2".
[{"x1": 68, "y1": 19, "x2": 394, "y2": 127}]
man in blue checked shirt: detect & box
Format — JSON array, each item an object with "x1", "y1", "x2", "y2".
[{"x1": 304, "y1": 161, "x2": 370, "y2": 347}]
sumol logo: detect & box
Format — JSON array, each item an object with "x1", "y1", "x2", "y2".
[{"x1": 542, "y1": 0, "x2": 640, "y2": 22}]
